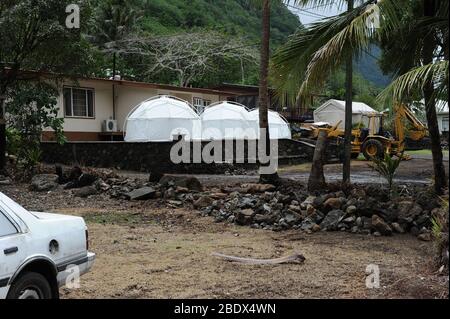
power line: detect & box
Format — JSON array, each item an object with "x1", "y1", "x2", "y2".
[
  {"x1": 361, "y1": 47, "x2": 380, "y2": 62},
  {"x1": 285, "y1": 3, "x2": 329, "y2": 19}
]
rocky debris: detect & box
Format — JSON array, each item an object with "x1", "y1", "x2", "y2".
[
  {"x1": 65, "y1": 173, "x2": 98, "y2": 189},
  {"x1": 346, "y1": 205, "x2": 357, "y2": 215},
  {"x1": 371, "y1": 215, "x2": 392, "y2": 236},
  {"x1": 55, "y1": 165, "x2": 81, "y2": 184},
  {"x1": 301, "y1": 195, "x2": 316, "y2": 208},
  {"x1": 30, "y1": 174, "x2": 59, "y2": 192},
  {"x1": 0, "y1": 175, "x2": 12, "y2": 185},
  {"x1": 195, "y1": 182, "x2": 441, "y2": 239},
  {"x1": 236, "y1": 208, "x2": 255, "y2": 225},
  {"x1": 320, "y1": 209, "x2": 345, "y2": 231},
  {"x1": 300, "y1": 217, "x2": 317, "y2": 232},
  {"x1": 24, "y1": 168, "x2": 443, "y2": 241},
  {"x1": 391, "y1": 222, "x2": 405, "y2": 234},
  {"x1": 323, "y1": 197, "x2": 342, "y2": 211},
  {"x1": 125, "y1": 187, "x2": 157, "y2": 200},
  {"x1": 73, "y1": 186, "x2": 98, "y2": 198},
  {"x1": 159, "y1": 175, "x2": 203, "y2": 191},
  {"x1": 417, "y1": 232, "x2": 432, "y2": 242},
  {"x1": 54, "y1": 165, "x2": 99, "y2": 190},
  {"x1": 193, "y1": 196, "x2": 213, "y2": 209}
]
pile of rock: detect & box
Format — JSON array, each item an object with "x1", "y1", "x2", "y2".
[
  {"x1": 0, "y1": 175, "x2": 12, "y2": 185},
  {"x1": 27, "y1": 166, "x2": 443, "y2": 241},
  {"x1": 197, "y1": 183, "x2": 441, "y2": 241}
]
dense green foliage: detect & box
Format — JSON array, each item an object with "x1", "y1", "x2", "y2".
[
  {"x1": 89, "y1": 0, "x2": 302, "y2": 87},
  {"x1": 135, "y1": 0, "x2": 301, "y2": 46},
  {"x1": 6, "y1": 82, "x2": 65, "y2": 173}
]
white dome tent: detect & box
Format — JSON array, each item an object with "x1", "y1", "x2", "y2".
[
  {"x1": 248, "y1": 109, "x2": 292, "y2": 139},
  {"x1": 124, "y1": 95, "x2": 201, "y2": 142},
  {"x1": 313, "y1": 99, "x2": 380, "y2": 130},
  {"x1": 200, "y1": 101, "x2": 257, "y2": 140}
]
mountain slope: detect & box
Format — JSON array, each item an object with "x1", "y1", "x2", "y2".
[
  {"x1": 138, "y1": 0, "x2": 302, "y2": 47},
  {"x1": 354, "y1": 45, "x2": 392, "y2": 88}
]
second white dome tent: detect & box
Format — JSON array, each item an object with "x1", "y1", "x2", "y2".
[
  {"x1": 248, "y1": 109, "x2": 292, "y2": 140},
  {"x1": 200, "y1": 101, "x2": 258, "y2": 140},
  {"x1": 124, "y1": 95, "x2": 202, "y2": 142}
]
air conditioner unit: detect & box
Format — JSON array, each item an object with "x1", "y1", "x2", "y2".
[{"x1": 102, "y1": 119, "x2": 118, "y2": 132}]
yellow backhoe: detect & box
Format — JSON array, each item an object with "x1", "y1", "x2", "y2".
[{"x1": 308, "y1": 103, "x2": 428, "y2": 160}]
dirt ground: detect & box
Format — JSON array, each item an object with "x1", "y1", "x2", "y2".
[{"x1": 1, "y1": 158, "x2": 448, "y2": 299}]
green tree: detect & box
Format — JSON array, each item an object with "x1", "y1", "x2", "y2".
[
  {"x1": 272, "y1": 0, "x2": 448, "y2": 193},
  {"x1": 0, "y1": 0, "x2": 94, "y2": 170},
  {"x1": 90, "y1": 0, "x2": 142, "y2": 77},
  {"x1": 6, "y1": 82, "x2": 64, "y2": 174}
]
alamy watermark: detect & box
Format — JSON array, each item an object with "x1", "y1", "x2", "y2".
[
  {"x1": 169, "y1": 128, "x2": 279, "y2": 175},
  {"x1": 64, "y1": 264, "x2": 81, "y2": 289},
  {"x1": 65, "y1": 4, "x2": 80, "y2": 29},
  {"x1": 365, "y1": 264, "x2": 380, "y2": 289}
]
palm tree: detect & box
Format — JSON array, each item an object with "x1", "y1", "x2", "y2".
[
  {"x1": 91, "y1": 0, "x2": 141, "y2": 120},
  {"x1": 93, "y1": 0, "x2": 141, "y2": 75},
  {"x1": 272, "y1": 0, "x2": 448, "y2": 193},
  {"x1": 255, "y1": 0, "x2": 301, "y2": 184},
  {"x1": 258, "y1": 0, "x2": 280, "y2": 184}
]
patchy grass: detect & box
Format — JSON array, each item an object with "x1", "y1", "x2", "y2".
[
  {"x1": 83, "y1": 211, "x2": 153, "y2": 226},
  {"x1": 407, "y1": 149, "x2": 449, "y2": 156}
]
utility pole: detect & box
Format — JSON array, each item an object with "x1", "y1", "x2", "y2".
[
  {"x1": 112, "y1": 52, "x2": 117, "y2": 120},
  {"x1": 343, "y1": 0, "x2": 354, "y2": 185}
]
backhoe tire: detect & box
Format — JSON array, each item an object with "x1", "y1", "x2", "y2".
[{"x1": 362, "y1": 139, "x2": 384, "y2": 160}]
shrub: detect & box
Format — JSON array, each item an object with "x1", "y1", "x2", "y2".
[{"x1": 369, "y1": 153, "x2": 402, "y2": 195}]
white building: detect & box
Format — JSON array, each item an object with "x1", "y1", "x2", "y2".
[{"x1": 436, "y1": 100, "x2": 449, "y2": 135}]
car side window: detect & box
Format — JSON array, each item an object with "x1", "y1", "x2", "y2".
[{"x1": 0, "y1": 211, "x2": 18, "y2": 237}]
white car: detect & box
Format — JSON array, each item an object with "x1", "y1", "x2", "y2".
[{"x1": 0, "y1": 192, "x2": 95, "y2": 299}]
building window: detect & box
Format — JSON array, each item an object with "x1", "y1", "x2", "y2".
[
  {"x1": 442, "y1": 116, "x2": 449, "y2": 132},
  {"x1": 63, "y1": 87, "x2": 95, "y2": 118},
  {"x1": 193, "y1": 97, "x2": 211, "y2": 114}
]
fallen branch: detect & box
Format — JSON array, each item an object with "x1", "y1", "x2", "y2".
[{"x1": 211, "y1": 252, "x2": 305, "y2": 265}]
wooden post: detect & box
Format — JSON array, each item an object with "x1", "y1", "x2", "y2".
[
  {"x1": 343, "y1": 0, "x2": 354, "y2": 185},
  {"x1": 308, "y1": 130, "x2": 328, "y2": 191}
]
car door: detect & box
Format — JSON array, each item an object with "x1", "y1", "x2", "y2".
[{"x1": 0, "y1": 210, "x2": 27, "y2": 298}]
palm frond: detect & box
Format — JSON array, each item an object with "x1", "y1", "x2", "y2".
[
  {"x1": 271, "y1": 0, "x2": 403, "y2": 104},
  {"x1": 377, "y1": 60, "x2": 449, "y2": 103}
]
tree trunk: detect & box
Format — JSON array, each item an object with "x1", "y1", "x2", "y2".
[
  {"x1": 0, "y1": 86, "x2": 7, "y2": 171},
  {"x1": 308, "y1": 130, "x2": 328, "y2": 191},
  {"x1": 423, "y1": 0, "x2": 447, "y2": 194},
  {"x1": 342, "y1": 0, "x2": 354, "y2": 185},
  {"x1": 258, "y1": 0, "x2": 279, "y2": 184},
  {"x1": 0, "y1": 116, "x2": 5, "y2": 171}
]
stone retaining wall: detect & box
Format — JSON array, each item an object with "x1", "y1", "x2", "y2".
[{"x1": 40, "y1": 139, "x2": 328, "y2": 174}]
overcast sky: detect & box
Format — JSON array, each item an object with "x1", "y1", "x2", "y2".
[{"x1": 288, "y1": 3, "x2": 344, "y2": 25}]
